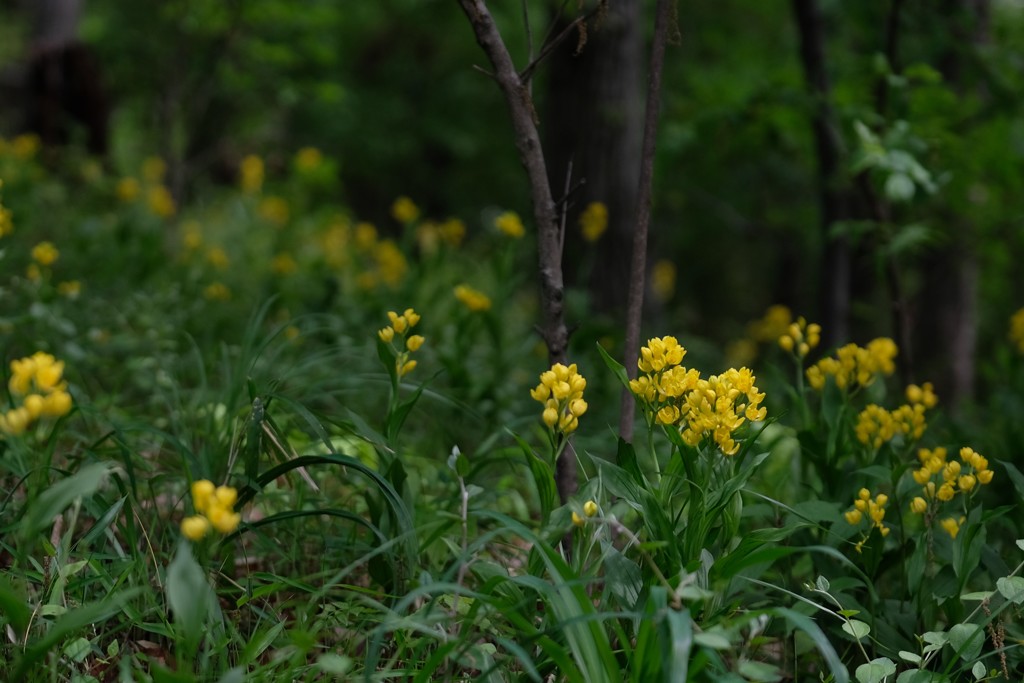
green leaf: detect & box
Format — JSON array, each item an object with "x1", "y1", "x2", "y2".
[
  {"x1": 960, "y1": 591, "x2": 994, "y2": 601},
  {"x1": 596, "y1": 342, "x2": 630, "y2": 391},
  {"x1": 1017, "y1": 539, "x2": 1024, "y2": 552},
  {"x1": 23, "y1": 462, "x2": 116, "y2": 536},
  {"x1": 842, "y1": 619, "x2": 871, "y2": 640},
  {"x1": 971, "y1": 661, "x2": 987, "y2": 680},
  {"x1": 896, "y1": 670, "x2": 942, "y2": 683},
  {"x1": 997, "y1": 576, "x2": 1024, "y2": 604},
  {"x1": 885, "y1": 173, "x2": 916, "y2": 202},
  {"x1": 63, "y1": 636, "x2": 91, "y2": 662},
  {"x1": 0, "y1": 576, "x2": 31, "y2": 633},
  {"x1": 815, "y1": 576, "x2": 830, "y2": 592},
  {"x1": 509, "y1": 430, "x2": 556, "y2": 522},
  {"x1": 855, "y1": 657, "x2": 896, "y2": 683},
  {"x1": 898, "y1": 651, "x2": 922, "y2": 664},
  {"x1": 317, "y1": 653, "x2": 353, "y2": 675},
  {"x1": 947, "y1": 623, "x2": 983, "y2": 663},
  {"x1": 693, "y1": 631, "x2": 732, "y2": 650},
  {"x1": 770, "y1": 608, "x2": 848, "y2": 683},
  {"x1": 166, "y1": 541, "x2": 217, "y2": 649},
  {"x1": 738, "y1": 660, "x2": 782, "y2": 682}
]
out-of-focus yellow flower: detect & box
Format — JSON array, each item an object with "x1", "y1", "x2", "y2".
[
  {"x1": 142, "y1": 156, "x2": 167, "y2": 183},
  {"x1": 651, "y1": 259, "x2": 676, "y2": 303},
  {"x1": 25, "y1": 264, "x2": 41, "y2": 281},
  {"x1": 454, "y1": 284, "x2": 492, "y2": 312},
  {"x1": 495, "y1": 211, "x2": 525, "y2": 239},
  {"x1": 205, "y1": 247, "x2": 229, "y2": 270},
  {"x1": 259, "y1": 196, "x2": 290, "y2": 227},
  {"x1": 2, "y1": 351, "x2": 73, "y2": 435},
  {"x1": 391, "y1": 196, "x2": 420, "y2": 224},
  {"x1": 579, "y1": 201, "x2": 608, "y2": 242},
  {"x1": 147, "y1": 185, "x2": 176, "y2": 218},
  {"x1": 31, "y1": 241, "x2": 59, "y2": 266},
  {"x1": 940, "y1": 516, "x2": 963, "y2": 540},
  {"x1": 806, "y1": 338, "x2": 898, "y2": 391},
  {"x1": 583, "y1": 500, "x2": 598, "y2": 517},
  {"x1": 203, "y1": 282, "x2": 231, "y2": 301},
  {"x1": 116, "y1": 177, "x2": 140, "y2": 203},
  {"x1": 530, "y1": 363, "x2": 588, "y2": 437},
  {"x1": 748, "y1": 305, "x2": 793, "y2": 344},
  {"x1": 321, "y1": 220, "x2": 350, "y2": 268},
  {"x1": 572, "y1": 510, "x2": 585, "y2": 527},
  {"x1": 57, "y1": 280, "x2": 81, "y2": 299},
  {"x1": 0, "y1": 181, "x2": 12, "y2": 237},
  {"x1": 374, "y1": 240, "x2": 408, "y2": 287},
  {"x1": 182, "y1": 479, "x2": 240, "y2": 540},
  {"x1": 12, "y1": 134, "x2": 40, "y2": 159},
  {"x1": 240, "y1": 154, "x2": 264, "y2": 194},
  {"x1": 1010, "y1": 308, "x2": 1024, "y2": 354},
  {"x1": 182, "y1": 220, "x2": 203, "y2": 251},
  {"x1": 439, "y1": 218, "x2": 466, "y2": 247},
  {"x1": 354, "y1": 222, "x2": 377, "y2": 250},
  {"x1": 906, "y1": 382, "x2": 938, "y2": 409},
  {"x1": 270, "y1": 252, "x2": 298, "y2": 275},
  {"x1": 910, "y1": 496, "x2": 928, "y2": 514},
  {"x1": 294, "y1": 146, "x2": 322, "y2": 172}
]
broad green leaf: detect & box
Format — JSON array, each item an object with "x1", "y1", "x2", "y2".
[
  {"x1": 166, "y1": 542, "x2": 216, "y2": 646},
  {"x1": 317, "y1": 654, "x2": 353, "y2": 675},
  {"x1": 960, "y1": 591, "x2": 994, "y2": 601},
  {"x1": 842, "y1": 619, "x2": 871, "y2": 640},
  {"x1": 971, "y1": 661, "x2": 987, "y2": 680},
  {"x1": 693, "y1": 631, "x2": 732, "y2": 650},
  {"x1": 855, "y1": 657, "x2": 896, "y2": 683},
  {"x1": 23, "y1": 462, "x2": 116, "y2": 536},
  {"x1": 63, "y1": 636, "x2": 91, "y2": 662},
  {"x1": 898, "y1": 650, "x2": 922, "y2": 664},
  {"x1": 815, "y1": 575, "x2": 830, "y2": 592},
  {"x1": 997, "y1": 576, "x2": 1024, "y2": 604},
  {"x1": 896, "y1": 669, "x2": 940, "y2": 683},
  {"x1": 948, "y1": 623, "x2": 983, "y2": 663},
  {"x1": 738, "y1": 660, "x2": 782, "y2": 682},
  {"x1": 1016, "y1": 539, "x2": 1024, "y2": 552}
]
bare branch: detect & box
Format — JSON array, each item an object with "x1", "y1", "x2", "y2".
[
  {"x1": 620, "y1": 0, "x2": 674, "y2": 442},
  {"x1": 519, "y1": 1, "x2": 607, "y2": 84}
]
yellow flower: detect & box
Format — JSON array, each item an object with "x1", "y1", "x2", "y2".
[
  {"x1": 259, "y1": 196, "x2": 290, "y2": 227},
  {"x1": 240, "y1": 154, "x2": 264, "y2": 193},
  {"x1": 579, "y1": 201, "x2": 608, "y2": 242},
  {"x1": 31, "y1": 241, "x2": 59, "y2": 266},
  {"x1": 749, "y1": 305, "x2": 793, "y2": 343},
  {"x1": 572, "y1": 510, "x2": 585, "y2": 527},
  {"x1": 495, "y1": 211, "x2": 525, "y2": 238},
  {"x1": 205, "y1": 247, "x2": 230, "y2": 270},
  {"x1": 58, "y1": 280, "x2": 81, "y2": 298},
  {"x1": 12, "y1": 134, "x2": 40, "y2": 159},
  {"x1": 637, "y1": 336, "x2": 686, "y2": 373},
  {"x1": 116, "y1": 177, "x2": 140, "y2": 203},
  {"x1": 391, "y1": 196, "x2": 420, "y2": 224},
  {"x1": 146, "y1": 186, "x2": 176, "y2": 218},
  {"x1": 270, "y1": 252, "x2": 298, "y2": 275},
  {"x1": 439, "y1": 218, "x2": 466, "y2": 246},
  {"x1": 940, "y1": 517, "x2": 962, "y2": 540},
  {"x1": 203, "y1": 282, "x2": 231, "y2": 301},
  {"x1": 378, "y1": 327, "x2": 395, "y2": 343},
  {"x1": 406, "y1": 335, "x2": 425, "y2": 352},
  {"x1": 583, "y1": 500, "x2": 598, "y2": 517},
  {"x1": 778, "y1": 317, "x2": 821, "y2": 359},
  {"x1": 183, "y1": 480, "x2": 241, "y2": 539},
  {"x1": 454, "y1": 284, "x2": 492, "y2": 312},
  {"x1": 651, "y1": 260, "x2": 676, "y2": 303},
  {"x1": 806, "y1": 338, "x2": 898, "y2": 392},
  {"x1": 182, "y1": 221, "x2": 203, "y2": 251},
  {"x1": 910, "y1": 496, "x2": 927, "y2": 514},
  {"x1": 294, "y1": 146, "x2": 323, "y2": 172},
  {"x1": 531, "y1": 363, "x2": 587, "y2": 436}
]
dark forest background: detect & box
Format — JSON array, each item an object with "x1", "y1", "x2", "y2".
[{"x1": 2, "y1": 0, "x2": 1022, "y2": 411}]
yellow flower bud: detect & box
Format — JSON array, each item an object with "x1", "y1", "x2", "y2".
[
  {"x1": 403, "y1": 309, "x2": 420, "y2": 327},
  {"x1": 977, "y1": 469, "x2": 994, "y2": 485},
  {"x1": 937, "y1": 483, "x2": 956, "y2": 502},
  {"x1": 542, "y1": 406, "x2": 559, "y2": 428},
  {"x1": 940, "y1": 517, "x2": 960, "y2": 540},
  {"x1": 858, "y1": 488, "x2": 871, "y2": 500},
  {"x1": 583, "y1": 500, "x2": 598, "y2": 517},
  {"x1": 572, "y1": 511, "x2": 585, "y2": 527},
  {"x1": 378, "y1": 327, "x2": 395, "y2": 343},
  {"x1": 406, "y1": 335, "x2": 425, "y2": 352},
  {"x1": 398, "y1": 360, "x2": 417, "y2": 377},
  {"x1": 910, "y1": 496, "x2": 927, "y2": 514},
  {"x1": 530, "y1": 384, "x2": 551, "y2": 402},
  {"x1": 912, "y1": 467, "x2": 931, "y2": 485},
  {"x1": 215, "y1": 485, "x2": 238, "y2": 509},
  {"x1": 23, "y1": 394, "x2": 44, "y2": 419},
  {"x1": 191, "y1": 480, "x2": 215, "y2": 513},
  {"x1": 874, "y1": 494, "x2": 888, "y2": 507},
  {"x1": 207, "y1": 506, "x2": 241, "y2": 534},
  {"x1": 41, "y1": 390, "x2": 72, "y2": 418},
  {"x1": 844, "y1": 509, "x2": 862, "y2": 525},
  {"x1": 779, "y1": 335, "x2": 794, "y2": 352},
  {"x1": 958, "y1": 475, "x2": 977, "y2": 492},
  {"x1": 569, "y1": 398, "x2": 588, "y2": 417},
  {"x1": 181, "y1": 515, "x2": 211, "y2": 541}
]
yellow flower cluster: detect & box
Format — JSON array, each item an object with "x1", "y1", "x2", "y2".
[
  {"x1": 391, "y1": 196, "x2": 420, "y2": 224},
  {"x1": 416, "y1": 218, "x2": 466, "y2": 253},
  {"x1": 240, "y1": 154, "x2": 264, "y2": 194},
  {"x1": 495, "y1": 211, "x2": 525, "y2": 239},
  {"x1": 572, "y1": 499, "x2": 599, "y2": 527},
  {"x1": 855, "y1": 382, "x2": 936, "y2": 449},
  {"x1": 453, "y1": 284, "x2": 491, "y2": 312},
  {"x1": 530, "y1": 363, "x2": 588, "y2": 436},
  {"x1": 748, "y1": 305, "x2": 793, "y2": 344},
  {"x1": 181, "y1": 480, "x2": 241, "y2": 540},
  {"x1": 1010, "y1": 308, "x2": 1024, "y2": 354},
  {"x1": 147, "y1": 185, "x2": 176, "y2": 219},
  {"x1": 294, "y1": 146, "x2": 323, "y2": 173},
  {"x1": 203, "y1": 282, "x2": 231, "y2": 301},
  {"x1": 579, "y1": 201, "x2": 608, "y2": 242},
  {"x1": 909, "y1": 447, "x2": 993, "y2": 527},
  {"x1": 806, "y1": 338, "x2": 898, "y2": 391},
  {"x1": 1, "y1": 352, "x2": 73, "y2": 435},
  {"x1": 651, "y1": 259, "x2": 676, "y2": 303},
  {"x1": 0, "y1": 133, "x2": 40, "y2": 159},
  {"x1": 844, "y1": 488, "x2": 890, "y2": 552},
  {"x1": 271, "y1": 252, "x2": 298, "y2": 275},
  {"x1": 32, "y1": 241, "x2": 59, "y2": 266},
  {"x1": 379, "y1": 308, "x2": 424, "y2": 378},
  {"x1": 778, "y1": 317, "x2": 821, "y2": 358},
  {"x1": 629, "y1": 337, "x2": 766, "y2": 456}
]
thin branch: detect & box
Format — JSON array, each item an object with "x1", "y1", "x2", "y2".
[
  {"x1": 619, "y1": 0, "x2": 673, "y2": 442},
  {"x1": 519, "y1": 1, "x2": 606, "y2": 84}
]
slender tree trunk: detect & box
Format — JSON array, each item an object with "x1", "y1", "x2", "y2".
[
  {"x1": 456, "y1": 0, "x2": 574, "y2": 500},
  {"x1": 792, "y1": 0, "x2": 850, "y2": 348},
  {"x1": 619, "y1": 0, "x2": 673, "y2": 442}
]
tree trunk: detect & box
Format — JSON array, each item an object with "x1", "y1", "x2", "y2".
[
  {"x1": 792, "y1": 0, "x2": 850, "y2": 347},
  {"x1": 543, "y1": 0, "x2": 644, "y2": 315}
]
